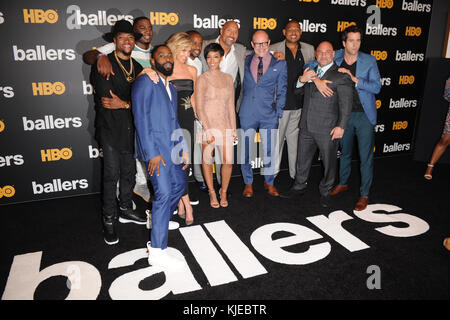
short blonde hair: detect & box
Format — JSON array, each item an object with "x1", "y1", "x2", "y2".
[{"x1": 166, "y1": 32, "x2": 193, "y2": 59}]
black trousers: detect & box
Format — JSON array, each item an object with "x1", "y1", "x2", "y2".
[
  {"x1": 293, "y1": 129, "x2": 338, "y2": 197},
  {"x1": 102, "y1": 143, "x2": 136, "y2": 218}
]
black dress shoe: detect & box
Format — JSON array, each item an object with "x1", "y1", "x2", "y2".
[
  {"x1": 118, "y1": 208, "x2": 147, "y2": 225},
  {"x1": 320, "y1": 195, "x2": 330, "y2": 208},
  {"x1": 279, "y1": 187, "x2": 307, "y2": 199}
]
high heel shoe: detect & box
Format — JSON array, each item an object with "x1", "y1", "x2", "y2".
[
  {"x1": 185, "y1": 207, "x2": 194, "y2": 226},
  {"x1": 209, "y1": 189, "x2": 220, "y2": 208},
  {"x1": 219, "y1": 188, "x2": 228, "y2": 207},
  {"x1": 424, "y1": 164, "x2": 433, "y2": 180}
]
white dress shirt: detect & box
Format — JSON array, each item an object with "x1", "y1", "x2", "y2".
[{"x1": 215, "y1": 36, "x2": 238, "y2": 82}]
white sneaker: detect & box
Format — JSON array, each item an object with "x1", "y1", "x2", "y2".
[
  {"x1": 134, "y1": 184, "x2": 151, "y2": 203},
  {"x1": 168, "y1": 221, "x2": 179, "y2": 230},
  {"x1": 147, "y1": 245, "x2": 185, "y2": 270}
]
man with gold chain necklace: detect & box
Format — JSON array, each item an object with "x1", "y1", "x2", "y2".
[
  {"x1": 90, "y1": 20, "x2": 146, "y2": 245},
  {"x1": 83, "y1": 17, "x2": 154, "y2": 205}
]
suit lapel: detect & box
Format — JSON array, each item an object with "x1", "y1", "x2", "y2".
[
  {"x1": 245, "y1": 53, "x2": 256, "y2": 85},
  {"x1": 320, "y1": 63, "x2": 337, "y2": 80},
  {"x1": 156, "y1": 78, "x2": 176, "y2": 119}
]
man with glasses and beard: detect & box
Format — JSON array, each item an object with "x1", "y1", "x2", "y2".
[
  {"x1": 90, "y1": 20, "x2": 146, "y2": 245},
  {"x1": 132, "y1": 45, "x2": 189, "y2": 270}
]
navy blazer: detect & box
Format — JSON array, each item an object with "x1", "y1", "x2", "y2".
[
  {"x1": 131, "y1": 75, "x2": 187, "y2": 165},
  {"x1": 239, "y1": 53, "x2": 287, "y2": 119}
]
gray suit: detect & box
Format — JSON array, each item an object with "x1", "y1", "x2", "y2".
[
  {"x1": 293, "y1": 62, "x2": 353, "y2": 196},
  {"x1": 269, "y1": 40, "x2": 315, "y2": 179},
  {"x1": 199, "y1": 38, "x2": 247, "y2": 185}
]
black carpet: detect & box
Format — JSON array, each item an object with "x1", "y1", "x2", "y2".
[{"x1": 1, "y1": 155, "x2": 449, "y2": 303}]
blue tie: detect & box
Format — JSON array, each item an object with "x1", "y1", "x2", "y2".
[{"x1": 317, "y1": 68, "x2": 323, "y2": 79}]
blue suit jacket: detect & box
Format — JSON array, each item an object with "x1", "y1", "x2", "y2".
[
  {"x1": 131, "y1": 75, "x2": 187, "y2": 165},
  {"x1": 239, "y1": 53, "x2": 287, "y2": 119},
  {"x1": 305, "y1": 49, "x2": 381, "y2": 125}
]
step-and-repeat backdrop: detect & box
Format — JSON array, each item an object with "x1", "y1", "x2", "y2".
[{"x1": 0, "y1": 0, "x2": 433, "y2": 204}]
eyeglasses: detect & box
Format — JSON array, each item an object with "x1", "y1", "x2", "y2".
[{"x1": 253, "y1": 41, "x2": 269, "y2": 48}]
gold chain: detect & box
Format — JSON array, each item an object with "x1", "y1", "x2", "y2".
[{"x1": 114, "y1": 51, "x2": 135, "y2": 83}]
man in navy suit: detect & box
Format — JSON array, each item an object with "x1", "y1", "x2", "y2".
[
  {"x1": 239, "y1": 30, "x2": 287, "y2": 197},
  {"x1": 313, "y1": 26, "x2": 381, "y2": 211},
  {"x1": 132, "y1": 45, "x2": 189, "y2": 270}
]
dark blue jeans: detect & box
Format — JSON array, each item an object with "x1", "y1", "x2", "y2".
[{"x1": 338, "y1": 112, "x2": 374, "y2": 197}]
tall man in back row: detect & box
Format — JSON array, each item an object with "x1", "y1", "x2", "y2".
[
  {"x1": 315, "y1": 26, "x2": 381, "y2": 211},
  {"x1": 269, "y1": 19, "x2": 315, "y2": 182}
]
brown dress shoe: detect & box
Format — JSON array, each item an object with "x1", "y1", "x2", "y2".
[
  {"x1": 354, "y1": 196, "x2": 369, "y2": 211},
  {"x1": 330, "y1": 185, "x2": 349, "y2": 196},
  {"x1": 242, "y1": 184, "x2": 254, "y2": 198},
  {"x1": 264, "y1": 182, "x2": 280, "y2": 197}
]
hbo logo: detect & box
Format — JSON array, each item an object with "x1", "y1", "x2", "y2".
[
  {"x1": 23, "y1": 9, "x2": 58, "y2": 24},
  {"x1": 41, "y1": 148, "x2": 73, "y2": 162},
  {"x1": 32, "y1": 82, "x2": 65, "y2": 96}
]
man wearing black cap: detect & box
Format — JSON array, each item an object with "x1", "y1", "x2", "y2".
[{"x1": 90, "y1": 20, "x2": 146, "y2": 245}]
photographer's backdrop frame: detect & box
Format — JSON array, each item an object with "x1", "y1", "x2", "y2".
[{"x1": 0, "y1": 0, "x2": 433, "y2": 204}]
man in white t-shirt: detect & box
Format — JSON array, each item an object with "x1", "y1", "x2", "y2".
[{"x1": 82, "y1": 16, "x2": 153, "y2": 204}]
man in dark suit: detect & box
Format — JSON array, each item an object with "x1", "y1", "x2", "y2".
[
  {"x1": 280, "y1": 41, "x2": 353, "y2": 208},
  {"x1": 239, "y1": 30, "x2": 287, "y2": 197},
  {"x1": 132, "y1": 45, "x2": 189, "y2": 270}
]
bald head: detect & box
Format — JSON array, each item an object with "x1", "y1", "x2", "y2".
[
  {"x1": 251, "y1": 30, "x2": 270, "y2": 57},
  {"x1": 315, "y1": 41, "x2": 335, "y2": 67}
]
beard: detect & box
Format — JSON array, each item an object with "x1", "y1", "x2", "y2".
[{"x1": 154, "y1": 60, "x2": 173, "y2": 76}]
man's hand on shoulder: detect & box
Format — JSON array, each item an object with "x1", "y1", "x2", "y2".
[
  {"x1": 141, "y1": 68, "x2": 159, "y2": 84},
  {"x1": 338, "y1": 67, "x2": 359, "y2": 85},
  {"x1": 273, "y1": 51, "x2": 285, "y2": 60},
  {"x1": 313, "y1": 78, "x2": 334, "y2": 97}
]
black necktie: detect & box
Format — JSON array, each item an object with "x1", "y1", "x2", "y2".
[{"x1": 257, "y1": 57, "x2": 263, "y2": 82}]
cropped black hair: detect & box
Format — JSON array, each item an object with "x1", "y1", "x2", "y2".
[{"x1": 204, "y1": 43, "x2": 224, "y2": 59}]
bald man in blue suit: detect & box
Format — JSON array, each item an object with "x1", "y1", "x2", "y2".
[{"x1": 132, "y1": 45, "x2": 189, "y2": 270}]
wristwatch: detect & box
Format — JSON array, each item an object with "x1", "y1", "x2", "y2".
[{"x1": 124, "y1": 103, "x2": 130, "y2": 109}]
